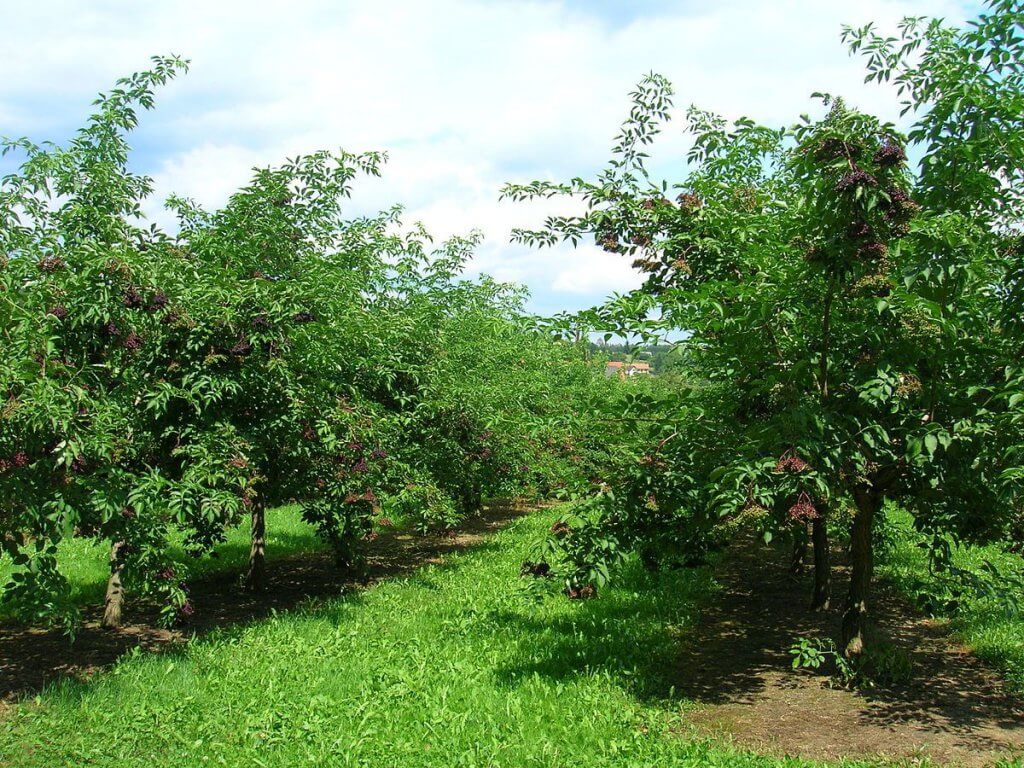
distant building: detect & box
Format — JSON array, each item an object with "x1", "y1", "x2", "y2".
[{"x1": 604, "y1": 361, "x2": 652, "y2": 378}]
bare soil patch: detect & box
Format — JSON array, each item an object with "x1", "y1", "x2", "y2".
[
  {"x1": 677, "y1": 539, "x2": 1024, "y2": 767},
  {"x1": 0, "y1": 499, "x2": 534, "y2": 709}
]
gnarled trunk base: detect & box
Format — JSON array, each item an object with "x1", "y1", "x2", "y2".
[
  {"x1": 245, "y1": 503, "x2": 266, "y2": 592},
  {"x1": 789, "y1": 526, "x2": 809, "y2": 577},
  {"x1": 842, "y1": 487, "x2": 880, "y2": 656},
  {"x1": 811, "y1": 515, "x2": 831, "y2": 611},
  {"x1": 101, "y1": 541, "x2": 126, "y2": 629}
]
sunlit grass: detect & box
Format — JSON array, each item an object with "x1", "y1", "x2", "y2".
[
  {"x1": 0, "y1": 506, "x2": 322, "y2": 616},
  {"x1": 0, "y1": 509, "x2": 866, "y2": 768}
]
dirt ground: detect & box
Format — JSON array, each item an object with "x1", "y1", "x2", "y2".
[
  {"x1": 677, "y1": 539, "x2": 1024, "y2": 767},
  {"x1": 0, "y1": 499, "x2": 534, "y2": 709}
]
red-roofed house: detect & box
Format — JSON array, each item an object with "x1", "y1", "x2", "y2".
[{"x1": 604, "y1": 361, "x2": 652, "y2": 378}]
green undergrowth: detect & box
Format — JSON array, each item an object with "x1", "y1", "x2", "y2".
[
  {"x1": 879, "y1": 509, "x2": 1024, "y2": 692},
  {"x1": 0, "y1": 505, "x2": 322, "y2": 618},
  {"x1": 0, "y1": 508, "x2": 907, "y2": 768}
]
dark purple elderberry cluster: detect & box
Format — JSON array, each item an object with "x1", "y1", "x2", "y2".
[
  {"x1": 251, "y1": 314, "x2": 272, "y2": 330},
  {"x1": 47, "y1": 305, "x2": 69, "y2": 320},
  {"x1": 881, "y1": 187, "x2": 920, "y2": 223},
  {"x1": 520, "y1": 560, "x2": 551, "y2": 578},
  {"x1": 178, "y1": 600, "x2": 194, "y2": 619},
  {"x1": 565, "y1": 582, "x2": 596, "y2": 600},
  {"x1": 835, "y1": 169, "x2": 878, "y2": 193},
  {"x1": 873, "y1": 141, "x2": 907, "y2": 168},
  {"x1": 550, "y1": 520, "x2": 571, "y2": 538},
  {"x1": 814, "y1": 137, "x2": 860, "y2": 162},
  {"x1": 148, "y1": 291, "x2": 169, "y2": 312},
  {"x1": 598, "y1": 231, "x2": 620, "y2": 253},
  {"x1": 293, "y1": 311, "x2": 316, "y2": 324},
  {"x1": 0, "y1": 451, "x2": 31, "y2": 474},
  {"x1": 787, "y1": 493, "x2": 819, "y2": 523},
  {"x1": 230, "y1": 337, "x2": 253, "y2": 356},
  {"x1": 104, "y1": 322, "x2": 121, "y2": 337},
  {"x1": 370, "y1": 447, "x2": 388, "y2": 460},
  {"x1": 123, "y1": 332, "x2": 143, "y2": 351},
  {"x1": 677, "y1": 192, "x2": 704, "y2": 212},
  {"x1": 122, "y1": 285, "x2": 145, "y2": 309},
  {"x1": 846, "y1": 221, "x2": 874, "y2": 240},
  {"x1": 344, "y1": 489, "x2": 377, "y2": 506},
  {"x1": 37, "y1": 256, "x2": 66, "y2": 273},
  {"x1": 857, "y1": 242, "x2": 888, "y2": 260},
  {"x1": 70, "y1": 455, "x2": 89, "y2": 474},
  {"x1": 158, "y1": 567, "x2": 176, "y2": 581},
  {"x1": 775, "y1": 453, "x2": 810, "y2": 473}
]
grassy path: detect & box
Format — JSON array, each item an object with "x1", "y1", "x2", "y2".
[
  {"x1": 2, "y1": 505, "x2": 1022, "y2": 767},
  {"x1": 0, "y1": 507, "x2": 803, "y2": 768}
]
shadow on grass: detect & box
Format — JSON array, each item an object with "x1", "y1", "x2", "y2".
[
  {"x1": 0, "y1": 500, "x2": 532, "y2": 705},
  {"x1": 491, "y1": 532, "x2": 1022, "y2": 763},
  {"x1": 492, "y1": 561, "x2": 717, "y2": 703}
]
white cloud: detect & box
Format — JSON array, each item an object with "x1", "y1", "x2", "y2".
[{"x1": 0, "y1": 0, "x2": 975, "y2": 313}]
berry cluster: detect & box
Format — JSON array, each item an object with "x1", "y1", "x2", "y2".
[
  {"x1": 520, "y1": 560, "x2": 551, "y2": 578},
  {"x1": 835, "y1": 169, "x2": 878, "y2": 193},
  {"x1": 677, "y1": 192, "x2": 703, "y2": 212},
  {"x1": 230, "y1": 337, "x2": 253, "y2": 356},
  {"x1": 873, "y1": 141, "x2": 906, "y2": 167},
  {"x1": 0, "y1": 451, "x2": 30, "y2": 474},
  {"x1": 122, "y1": 286, "x2": 145, "y2": 309},
  {"x1": 787, "y1": 493, "x2": 819, "y2": 523},
  {"x1": 814, "y1": 138, "x2": 860, "y2": 161},
  {"x1": 857, "y1": 241, "x2": 888, "y2": 260},
  {"x1": 775, "y1": 452, "x2": 810, "y2": 473},
  {"x1": 37, "y1": 256, "x2": 65, "y2": 273},
  {"x1": 564, "y1": 583, "x2": 596, "y2": 600},
  {"x1": 550, "y1": 520, "x2": 571, "y2": 537},
  {"x1": 123, "y1": 332, "x2": 143, "y2": 351},
  {"x1": 148, "y1": 291, "x2": 169, "y2": 312}
]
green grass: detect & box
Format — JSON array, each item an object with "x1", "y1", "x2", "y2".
[
  {"x1": 0, "y1": 506, "x2": 323, "y2": 615},
  {"x1": 879, "y1": 509, "x2": 1024, "y2": 691},
  {"x1": 0, "y1": 509, "x2": 870, "y2": 768}
]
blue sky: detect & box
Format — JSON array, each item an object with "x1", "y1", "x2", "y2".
[{"x1": 1, "y1": 0, "x2": 977, "y2": 316}]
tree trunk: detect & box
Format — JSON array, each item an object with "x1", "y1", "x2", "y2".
[
  {"x1": 789, "y1": 525, "x2": 808, "y2": 576},
  {"x1": 245, "y1": 502, "x2": 266, "y2": 592},
  {"x1": 101, "y1": 541, "x2": 126, "y2": 629},
  {"x1": 810, "y1": 514, "x2": 831, "y2": 611},
  {"x1": 842, "y1": 487, "x2": 880, "y2": 656}
]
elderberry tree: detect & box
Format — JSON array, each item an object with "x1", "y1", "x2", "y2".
[
  {"x1": 504, "y1": 0, "x2": 1023, "y2": 656},
  {"x1": 0, "y1": 59, "x2": 612, "y2": 630}
]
